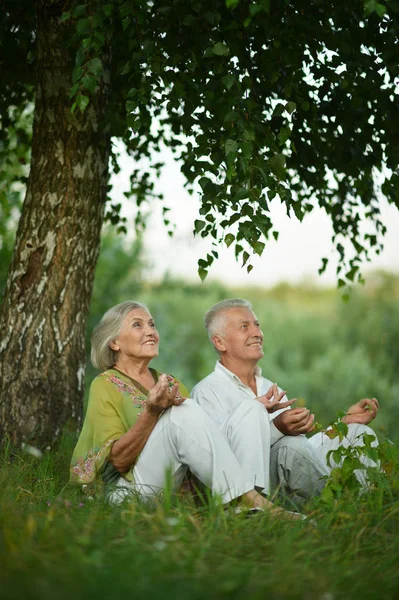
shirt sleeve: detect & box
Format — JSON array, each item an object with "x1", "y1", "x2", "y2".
[{"x1": 70, "y1": 377, "x2": 127, "y2": 486}]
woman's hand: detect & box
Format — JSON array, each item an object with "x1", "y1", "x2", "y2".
[
  {"x1": 145, "y1": 373, "x2": 186, "y2": 416},
  {"x1": 341, "y1": 398, "x2": 379, "y2": 425},
  {"x1": 256, "y1": 383, "x2": 296, "y2": 413}
]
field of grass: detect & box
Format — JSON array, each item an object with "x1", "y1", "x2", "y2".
[
  {"x1": 2, "y1": 228, "x2": 399, "y2": 598},
  {"x1": 1, "y1": 433, "x2": 399, "y2": 600}
]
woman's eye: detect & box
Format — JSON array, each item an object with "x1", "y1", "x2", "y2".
[
  {"x1": 150, "y1": 323, "x2": 156, "y2": 328},
  {"x1": 133, "y1": 322, "x2": 141, "y2": 328}
]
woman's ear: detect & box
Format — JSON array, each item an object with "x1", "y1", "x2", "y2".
[{"x1": 108, "y1": 339, "x2": 119, "y2": 352}]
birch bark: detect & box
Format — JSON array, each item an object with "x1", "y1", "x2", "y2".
[{"x1": 0, "y1": 1, "x2": 110, "y2": 446}]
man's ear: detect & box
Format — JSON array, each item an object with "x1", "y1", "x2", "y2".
[
  {"x1": 108, "y1": 339, "x2": 119, "y2": 351},
  {"x1": 212, "y1": 335, "x2": 226, "y2": 353}
]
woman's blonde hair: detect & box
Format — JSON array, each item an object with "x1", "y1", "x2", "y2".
[{"x1": 91, "y1": 300, "x2": 149, "y2": 371}]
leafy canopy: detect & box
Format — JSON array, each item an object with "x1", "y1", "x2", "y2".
[{"x1": 1, "y1": 0, "x2": 399, "y2": 285}]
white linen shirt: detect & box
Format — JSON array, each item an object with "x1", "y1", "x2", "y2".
[{"x1": 191, "y1": 361, "x2": 288, "y2": 445}]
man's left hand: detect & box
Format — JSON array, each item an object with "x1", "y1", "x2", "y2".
[
  {"x1": 273, "y1": 407, "x2": 315, "y2": 435},
  {"x1": 341, "y1": 398, "x2": 379, "y2": 425}
]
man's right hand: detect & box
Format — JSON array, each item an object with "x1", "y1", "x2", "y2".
[
  {"x1": 256, "y1": 383, "x2": 296, "y2": 413},
  {"x1": 273, "y1": 407, "x2": 315, "y2": 435}
]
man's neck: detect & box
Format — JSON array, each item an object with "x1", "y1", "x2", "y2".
[{"x1": 219, "y1": 357, "x2": 258, "y2": 394}]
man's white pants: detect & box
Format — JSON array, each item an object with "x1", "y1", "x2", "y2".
[
  {"x1": 221, "y1": 399, "x2": 328, "y2": 504},
  {"x1": 221, "y1": 399, "x2": 272, "y2": 495},
  {"x1": 108, "y1": 399, "x2": 255, "y2": 505}
]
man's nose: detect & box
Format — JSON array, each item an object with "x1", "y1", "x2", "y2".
[{"x1": 251, "y1": 324, "x2": 262, "y2": 337}]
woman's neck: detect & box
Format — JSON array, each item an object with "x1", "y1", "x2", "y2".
[{"x1": 113, "y1": 358, "x2": 155, "y2": 388}]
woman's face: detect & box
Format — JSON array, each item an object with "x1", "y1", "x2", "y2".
[{"x1": 111, "y1": 307, "x2": 160, "y2": 362}]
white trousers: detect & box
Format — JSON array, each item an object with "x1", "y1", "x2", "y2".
[
  {"x1": 108, "y1": 399, "x2": 255, "y2": 505},
  {"x1": 221, "y1": 399, "x2": 328, "y2": 504},
  {"x1": 221, "y1": 399, "x2": 272, "y2": 495}
]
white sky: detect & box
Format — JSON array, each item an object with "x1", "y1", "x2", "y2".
[{"x1": 111, "y1": 147, "x2": 399, "y2": 287}]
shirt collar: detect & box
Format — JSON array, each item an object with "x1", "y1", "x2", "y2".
[{"x1": 215, "y1": 360, "x2": 263, "y2": 386}]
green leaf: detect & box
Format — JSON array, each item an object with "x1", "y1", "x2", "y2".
[
  {"x1": 242, "y1": 251, "x2": 250, "y2": 266},
  {"x1": 247, "y1": 264, "x2": 254, "y2": 273},
  {"x1": 225, "y1": 233, "x2": 235, "y2": 247},
  {"x1": 76, "y1": 94, "x2": 90, "y2": 113},
  {"x1": 285, "y1": 101, "x2": 297, "y2": 114},
  {"x1": 194, "y1": 220, "x2": 206, "y2": 234},
  {"x1": 87, "y1": 58, "x2": 103, "y2": 77},
  {"x1": 82, "y1": 75, "x2": 97, "y2": 94},
  {"x1": 250, "y1": 4, "x2": 263, "y2": 17},
  {"x1": 103, "y1": 4, "x2": 113, "y2": 17},
  {"x1": 277, "y1": 126, "x2": 291, "y2": 146},
  {"x1": 212, "y1": 42, "x2": 230, "y2": 56},
  {"x1": 199, "y1": 177, "x2": 212, "y2": 191},
  {"x1": 364, "y1": 1, "x2": 386, "y2": 17},
  {"x1": 198, "y1": 268, "x2": 208, "y2": 281},
  {"x1": 226, "y1": 0, "x2": 240, "y2": 7},
  {"x1": 60, "y1": 11, "x2": 71, "y2": 23},
  {"x1": 270, "y1": 72, "x2": 279, "y2": 84},
  {"x1": 224, "y1": 110, "x2": 238, "y2": 123},
  {"x1": 269, "y1": 153, "x2": 286, "y2": 180},
  {"x1": 253, "y1": 241, "x2": 265, "y2": 256},
  {"x1": 272, "y1": 103, "x2": 285, "y2": 117},
  {"x1": 225, "y1": 139, "x2": 238, "y2": 156},
  {"x1": 243, "y1": 129, "x2": 255, "y2": 141},
  {"x1": 222, "y1": 74, "x2": 236, "y2": 90},
  {"x1": 318, "y1": 257, "x2": 328, "y2": 275}
]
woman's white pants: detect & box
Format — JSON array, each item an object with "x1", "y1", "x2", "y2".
[{"x1": 108, "y1": 399, "x2": 256, "y2": 505}]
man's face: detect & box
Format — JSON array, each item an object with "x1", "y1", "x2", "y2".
[{"x1": 214, "y1": 307, "x2": 264, "y2": 363}]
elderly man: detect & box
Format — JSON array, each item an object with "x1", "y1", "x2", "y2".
[{"x1": 191, "y1": 298, "x2": 379, "y2": 506}]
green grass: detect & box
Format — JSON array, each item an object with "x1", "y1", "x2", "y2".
[{"x1": 1, "y1": 434, "x2": 399, "y2": 600}]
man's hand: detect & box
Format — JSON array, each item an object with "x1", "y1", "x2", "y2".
[
  {"x1": 256, "y1": 383, "x2": 296, "y2": 414},
  {"x1": 273, "y1": 407, "x2": 315, "y2": 435},
  {"x1": 145, "y1": 374, "x2": 186, "y2": 416},
  {"x1": 341, "y1": 398, "x2": 379, "y2": 425}
]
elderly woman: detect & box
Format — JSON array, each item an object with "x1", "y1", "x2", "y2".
[{"x1": 70, "y1": 301, "x2": 300, "y2": 517}]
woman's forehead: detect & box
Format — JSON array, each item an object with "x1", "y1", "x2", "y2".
[{"x1": 125, "y1": 307, "x2": 153, "y2": 321}]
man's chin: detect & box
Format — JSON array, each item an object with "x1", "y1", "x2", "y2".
[{"x1": 246, "y1": 349, "x2": 264, "y2": 360}]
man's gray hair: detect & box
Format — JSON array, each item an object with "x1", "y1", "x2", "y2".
[
  {"x1": 91, "y1": 300, "x2": 149, "y2": 371},
  {"x1": 205, "y1": 298, "x2": 253, "y2": 342}
]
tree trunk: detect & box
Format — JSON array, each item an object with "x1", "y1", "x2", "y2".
[{"x1": 0, "y1": 2, "x2": 110, "y2": 447}]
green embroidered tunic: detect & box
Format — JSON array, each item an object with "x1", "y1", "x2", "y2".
[{"x1": 70, "y1": 368, "x2": 189, "y2": 489}]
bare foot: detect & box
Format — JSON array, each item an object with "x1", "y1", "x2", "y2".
[{"x1": 241, "y1": 490, "x2": 307, "y2": 522}]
